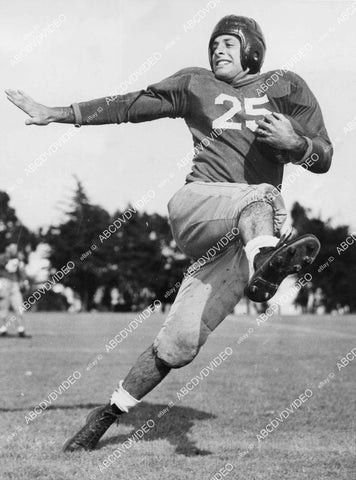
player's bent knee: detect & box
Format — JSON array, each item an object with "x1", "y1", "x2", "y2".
[
  {"x1": 238, "y1": 183, "x2": 284, "y2": 216},
  {"x1": 253, "y1": 183, "x2": 287, "y2": 232},
  {"x1": 255, "y1": 183, "x2": 280, "y2": 203},
  {"x1": 153, "y1": 335, "x2": 200, "y2": 368}
]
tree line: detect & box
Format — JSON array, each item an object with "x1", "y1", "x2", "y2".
[{"x1": 1, "y1": 180, "x2": 355, "y2": 313}]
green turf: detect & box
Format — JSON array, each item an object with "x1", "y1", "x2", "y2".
[{"x1": 0, "y1": 312, "x2": 355, "y2": 480}]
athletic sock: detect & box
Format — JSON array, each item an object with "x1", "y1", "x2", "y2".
[
  {"x1": 110, "y1": 380, "x2": 141, "y2": 413},
  {"x1": 244, "y1": 235, "x2": 279, "y2": 278}
]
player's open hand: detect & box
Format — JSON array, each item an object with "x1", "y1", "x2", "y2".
[
  {"x1": 255, "y1": 112, "x2": 301, "y2": 150},
  {"x1": 5, "y1": 89, "x2": 51, "y2": 125}
]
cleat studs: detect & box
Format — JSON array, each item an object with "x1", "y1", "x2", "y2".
[{"x1": 293, "y1": 265, "x2": 302, "y2": 272}]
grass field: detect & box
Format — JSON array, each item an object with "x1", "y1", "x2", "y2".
[{"x1": 0, "y1": 312, "x2": 355, "y2": 480}]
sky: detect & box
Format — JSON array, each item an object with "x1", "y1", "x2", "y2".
[{"x1": 1, "y1": 0, "x2": 356, "y2": 231}]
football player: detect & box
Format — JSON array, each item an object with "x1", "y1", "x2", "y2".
[
  {"x1": 0, "y1": 244, "x2": 29, "y2": 337},
  {"x1": 6, "y1": 15, "x2": 332, "y2": 451}
]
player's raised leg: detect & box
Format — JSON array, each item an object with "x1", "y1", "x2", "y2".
[{"x1": 239, "y1": 200, "x2": 320, "y2": 302}]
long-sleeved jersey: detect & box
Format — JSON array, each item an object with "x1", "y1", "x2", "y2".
[{"x1": 76, "y1": 67, "x2": 333, "y2": 188}]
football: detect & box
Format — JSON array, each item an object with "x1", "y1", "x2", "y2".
[{"x1": 260, "y1": 115, "x2": 306, "y2": 164}]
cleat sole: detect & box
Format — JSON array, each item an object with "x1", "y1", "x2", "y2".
[{"x1": 245, "y1": 234, "x2": 320, "y2": 303}]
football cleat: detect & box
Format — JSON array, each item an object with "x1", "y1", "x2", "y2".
[
  {"x1": 245, "y1": 234, "x2": 320, "y2": 303},
  {"x1": 63, "y1": 403, "x2": 123, "y2": 452}
]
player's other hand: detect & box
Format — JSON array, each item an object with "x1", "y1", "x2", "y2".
[
  {"x1": 255, "y1": 112, "x2": 303, "y2": 151},
  {"x1": 5, "y1": 89, "x2": 51, "y2": 125}
]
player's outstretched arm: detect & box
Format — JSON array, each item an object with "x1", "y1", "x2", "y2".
[
  {"x1": 5, "y1": 89, "x2": 75, "y2": 125},
  {"x1": 6, "y1": 71, "x2": 190, "y2": 127}
]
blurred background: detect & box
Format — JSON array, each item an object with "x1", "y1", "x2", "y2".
[{"x1": 1, "y1": 0, "x2": 356, "y2": 315}]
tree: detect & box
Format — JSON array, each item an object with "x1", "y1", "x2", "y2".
[
  {"x1": 104, "y1": 209, "x2": 189, "y2": 310},
  {"x1": 141, "y1": 212, "x2": 189, "y2": 306},
  {"x1": 45, "y1": 179, "x2": 190, "y2": 311},
  {"x1": 0, "y1": 191, "x2": 35, "y2": 254},
  {"x1": 45, "y1": 179, "x2": 112, "y2": 310},
  {"x1": 291, "y1": 202, "x2": 356, "y2": 312}
]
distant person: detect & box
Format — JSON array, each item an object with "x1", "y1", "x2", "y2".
[{"x1": 0, "y1": 244, "x2": 29, "y2": 337}]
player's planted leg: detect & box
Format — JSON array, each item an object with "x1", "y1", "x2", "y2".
[
  {"x1": 121, "y1": 344, "x2": 170, "y2": 399},
  {"x1": 63, "y1": 345, "x2": 170, "y2": 452},
  {"x1": 238, "y1": 201, "x2": 320, "y2": 302}
]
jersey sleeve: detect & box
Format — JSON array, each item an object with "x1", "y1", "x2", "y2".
[
  {"x1": 285, "y1": 72, "x2": 333, "y2": 169},
  {"x1": 75, "y1": 69, "x2": 193, "y2": 126}
]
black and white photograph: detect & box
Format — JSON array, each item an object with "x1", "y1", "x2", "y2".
[{"x1": 1, "y1": 0, "x2": 356, "y2": 478}]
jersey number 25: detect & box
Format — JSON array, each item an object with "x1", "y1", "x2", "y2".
[{"x1": 212, "y1": 94, "x2": 270, "y2": 132}]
